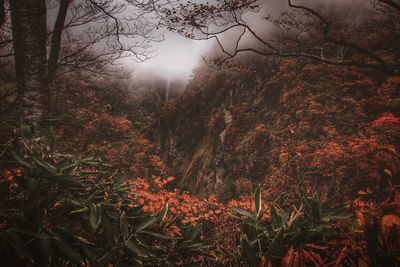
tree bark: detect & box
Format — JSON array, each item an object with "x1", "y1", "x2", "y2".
[
  {"x1": 48, "y1": 0, "x2": 71, "y2": 85},
  {"x1": 9, "y1": 0, "x2": 48, "y2": 125},
  {"x1": 0, "y1": 0, "x2": 5, "y2": 27}
]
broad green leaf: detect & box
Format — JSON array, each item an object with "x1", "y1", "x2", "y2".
[
  {"x1": 120, "y1": 212, "x2": 130, "y2": 241},
  {"x1": 60, "y1": 161, "x2": 81, "y2": 172},
  {"x1": 141, "y1": 230, "x2": 172, "y2": 239},
  {"x1": 233, "y1": 207, "x2": 254, "y2": 218},
  {"x1": 74, "y1": 235, "x2": 94, "y2": 245},
  {"x1": 310, "y1": 194, "x2": 321, "y2": 223},
  {"x1": 217, "y1": 246, "x2": 237, "y2": 259},
  {"x1": 10, "y1": 150, "x2": 32, "y2": 169},
  {"x1": 135, "y1": 216, "x2": 158, "y2": 233},
  {"x1": 240, "y1": 236, "x2": 259, "y2": 267},
  {"x1": 90, "y1": 204, "x2": 102, "y2": 229},
  {"x1": 182, "y1": 225, "x2": 192, "y2": 240},
  {"x1": 54, "y1": 175, "x2": 82, "y2": 189},
  {"x1": 157, "y1": 203, "x2": 169, "y2": 224},
  {"x1": 101, "y1": 214, "x2": 116, "y2": 246},
  {"x1": 6, "y1": 230, "x2": 32, "y2": 260},
  {"x1": 188, "y1": 223, "x2": 202, "y2": 242},
  {"x1": 268, "y1": 228, "x2": 284, "y2": 257},
  {"x1": 70, "y1": 206, "x2": 89, "y2": 214},
  {"x1": 33, "y1": 156, "x2": 57, "y2": 173},
  {"x1": 53, "y1": 232, "x2": 83, "y2": 265},
  {"x1": 124, "y1": 240, "x2": 148, "y2": 257},
  {"x1": 180, "y1": 242, "x2": 212, "y2": 250},
  {"x1": 255, "y1": 185, "x2": 262, "y2": 219}
]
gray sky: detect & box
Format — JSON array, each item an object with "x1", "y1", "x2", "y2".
[
  {"x1": 126, "y1": 32, "x2": 213, "y2": 81},
  {"x1": 123, "y1": 0, "x2": 367, "y2": 82}
]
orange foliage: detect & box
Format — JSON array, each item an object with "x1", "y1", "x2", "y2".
[
  {"x1": 84, "y1": 113, "x2": 133, "y2": 140},
  {"x1": 372, "y1": 113, "x2": 400, "y2": 128},
  {"x1": 0, "y1": 168, "x2": 22, "y2": 190},
  {"x1": 127, "y1": 177, "x2": 230, "y2": 226}
]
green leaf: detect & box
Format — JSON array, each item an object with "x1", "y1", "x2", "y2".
[
  {"x1": 240, "y1": 236, "x2": 259, "y2": 267},
  {"x1": 74, "y1": 235, "x2": 94, "y2": 245},
  {"x1": 135, "y1": 216, "x2": 158, "y2": 233},
  {"x1": 54, "y1": 175, "x2": 82, "y2": 189},
  {"x1": 101, "y1": 214, "x2": 116, "y2": 246},
  {"x1": 179, "y1": 242, "x2": 212, "y2": 250},
  {"x1": 120, "y1": 212, "x2": 130, "y2": 241},
  {"x1": 271, "y1": 206, "x2": 288, "y2": 229},
  {"x1": 90, "y1": 203, "x2": 102, "y2": 229},
  {"x1": 60, "y1": 162, "x2": 80, "y2": 173},
  {"x1": 141, "y1": 230, "x2": 172, "y2": 239},
  {"x1": 10, "y1": 150, "x2": 33, "y2": 169},
  {"x1": 124, "y1": 240, "x2": 148, "y2": 257},
  {"x1": 188, "y1": 223, "x2": 202, "y2": 242},
  {"x1": 217, "y1": 246, "x2": 237, "y2": 259},
  {"x1": 255, "y1": 184, "x2": 262, "y2": 219},
  {"x1": 6, "y1": 230, "x2": 32, "y2": 260},
  {"x1": 70, "y1": 206, "x2": 89, "y2": 214},
  {"x1": 310, "y1": 195, "x2": 321, "y2": 223},
  {"x1": 268, "y1": 228, "x2": 284, "y2": 257},
  {"x1": 33, "y1": 156, "x2": 57, "y2": 173},
  {"x1": 157, "y1": 203, "x2": 169, "y2": 224},
  {"x1": 233, "y1": 207, "x2": 254, "y2": 218},
  {"x1": 53, "y1": 232, "x2": 83, "y2": 265}
]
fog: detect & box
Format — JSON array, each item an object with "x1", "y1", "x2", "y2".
[
  {"x1": 123, "y1": 0, "x2": 370, "y2": 85},
  {"x1": 124, "y1": 31, "x2": 213, "y2": 83},
  {"x1": 47, "y1": 0, "x2": 374, "y2": 90}
]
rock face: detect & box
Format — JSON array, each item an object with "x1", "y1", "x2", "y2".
[{"x1": 152, "y1": 57, "x2": 400, "y2": 201}]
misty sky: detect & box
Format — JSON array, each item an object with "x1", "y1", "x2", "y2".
[
  {"x1": 126, "y1": 32, "x2": 213, "y2": 82},
  {"x1": 123, "y1": 0, "x2": 364, "y2": 82}
]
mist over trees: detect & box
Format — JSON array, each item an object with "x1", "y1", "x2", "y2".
[
  {"x1": 157, "y1": 0, "x2": 399, "y2": 75},
  {"x1": 1, "y1": 0, "x2": 164, "y2": 125}
]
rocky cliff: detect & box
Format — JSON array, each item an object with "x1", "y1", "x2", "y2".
[{"x1": 152, "y1": 56, "x2": 400, "y2": 203}]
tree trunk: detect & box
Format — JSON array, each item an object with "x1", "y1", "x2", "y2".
[
  {"x1": 0, "y1": 0, "x2": 5, "y2": 27},
  {"x1": 9, "y1": 0, "x2": 48, "y2": 125},
  {"x1": 48, "y1": 0, "x2": 71, "y2": 85}
]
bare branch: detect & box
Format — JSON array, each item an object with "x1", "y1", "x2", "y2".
[
  {"x1": 377, "y1": 0, "x2": 400, "y2": 11},
  {"x1": 87, "y1": 0, "x2": 124, "y2": 50}
]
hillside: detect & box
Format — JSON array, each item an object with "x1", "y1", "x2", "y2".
[
  {"x1": 1, "y1": 55, "x2": 399, "y2": 266},
  {"x1": 154, "y1": 58, "x2": 399, "y2": 202}
]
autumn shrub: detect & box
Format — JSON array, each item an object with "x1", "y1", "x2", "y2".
[
  {"x1": 83, "y1": 113, "x2": 133, "y2": 143},
  {"x1": 225, "y1": 186, "x2": 354, "y2": 267},
  {"x1": 0, "y1": 132, "x2": 210, "y2": 266}
]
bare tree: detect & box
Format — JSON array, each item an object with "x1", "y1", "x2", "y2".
[
  {"x1": 49, "y1": 0, "x2": 163, "y2": 82},
  {"x1": 48, "y1": 0, "x2": 72, "y2": 84},
  {"x1": 3, "y1": 0, "x2": 163, "y2": 125},
  {"x1": 153, "y1": 0, "x2": 400, "y2": 75}
]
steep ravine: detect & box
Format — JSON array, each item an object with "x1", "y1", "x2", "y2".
[{"x1": 152, "y1": 58, "x2": 400, "y2": 202}]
